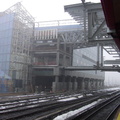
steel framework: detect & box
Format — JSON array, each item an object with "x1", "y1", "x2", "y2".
[
  {"x1": 3, "y1": 2, "x2": 34, "y2": 92},
  {"x1": 64, "y1": 2, "x2": 120, "y2": 56},
  {"x1": 64, "y1": 1, "x2": 120, "y2": 70}
]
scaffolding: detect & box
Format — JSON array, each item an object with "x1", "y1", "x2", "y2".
[{"x1": 0, "y1": 2, "x2": 34, "y2": 92}]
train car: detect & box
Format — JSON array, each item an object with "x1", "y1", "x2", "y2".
[{"x1": 101, "y1": 0, "x2": 120, "y2": 50}]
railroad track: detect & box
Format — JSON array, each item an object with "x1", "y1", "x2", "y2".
[
  {"x1": 0, "y1": 95, "x2": 99, "y2": 120},
  {"x1": 0, "y1": 91, "x2": 85, "y2": 112},
  {"x1": 0, "y1": 89, "x2": 118, "y2": 120},
  {"x1": 0, "y1": 89, "x2": 119, "y2": 120},
  {"x1": 66, "y1": 92, "x2": 120, "y2": 120}
]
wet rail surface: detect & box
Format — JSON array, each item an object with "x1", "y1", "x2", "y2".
[{"x1": 0, "y1": 89, "x2": 119, "y2": 120}]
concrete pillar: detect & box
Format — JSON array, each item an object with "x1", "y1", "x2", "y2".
[
  {"x1": 95, "y1": 80, "x2": 98, "y2": 90},
  {"x1": 52, "y1": 76, "x2": 59, "y2": 92},
  {"x1": 62, "y1": 76, "x2": 66, "y2": 92},
  {"x1": 88, "y1": 79, "x2": 91, "y2": 90},
  {"x1": 73, "y1": 77, "x2": 78, "y2": 91},
  {"x1": 69, "y1": 77, "x2": 72, "y2": 91},
  {"x1": 98, "y1": 80, "x2": 102, "y2": 89},
  {"x1": 91, "y1": 79, "x2": 94, "y2": 90},
  {"x1": 93, "y1": 80, "x2": 96, "y2": 90},
  {"x1": 102, "y1": 80, "x2": 104, "y2": 88},
  {"x1": 77, "y1": 78, "x2": 80, "y2": 90},
  {"x1": 97, "y1": 80, "x2": 99, "y2": 89},
  {"x1": 81, "y1": 78, "x2": 85, "y2": 91},
  {"x1": 84, "y1": 79, "x2": 88, "y2": 90},
  {"x1": 99, "y1": 81, "x2": 101, "y2": 89},
  {"x1": 65, "y1": 76, "x2": 69, "y2": 91},
  {"x1": 98, "y1": 80, "x2": 103, "y2": 89}
]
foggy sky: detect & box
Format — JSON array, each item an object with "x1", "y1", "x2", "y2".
[{"x1": 0, "y1": 0, "x2": 119, "y2": 86}]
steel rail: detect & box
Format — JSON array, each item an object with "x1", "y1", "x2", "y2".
[
  {"x1": 0, "y1": 90, "x2": 119, "y2": 120},
  {"x1": 105, "y1": 104, "x2": 120, "y2": 120},
  {"x1": 0, "y1": 96, "x2": 100, "y2": 120},
  {"x1": 66, "y1": 93, "x2": 120, "y2": 120}
]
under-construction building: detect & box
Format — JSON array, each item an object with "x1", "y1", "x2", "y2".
[
  {"x1": 0, "y1": 2, "x2": 105, "y2": 93},
  {"x1": 32, "y1": 21, "x2": 104, "y2": 92},
  {"x1": 0, "y1": 3, "x2": 34, "y2": 92}
]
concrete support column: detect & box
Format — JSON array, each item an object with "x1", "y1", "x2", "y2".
[
  {"x1": 92, "y1": 80, "x2": 94, "y2": 90},
  {"x1": 98, "y1": 80, "x2": 102, "y2": 89},
  {"x1": 97, "y1": 80, "x2": 100, "y2": 90},
  {"x1": 81, "y1": 78, "x2": 85, "y2": 91},
  {"x1": 93, "y1": 80, "x2": 97, "y2": 90},
  {"x1": 62, "y1": 76, "x2": 66, "y2": 92},
  {"x1": 84, "y1": 79, "x2": 88, "y2": 90},
  {"x1": 102, "y1": 80, "x2": 104, "y2": 88},
  {"x1": 52, "y1": 76, "x2": 59, "y2": 92},
  {"x1": 91, "y1": 80, "x2": 94, "y2": 90},
  {"x1": 99, "y1": 81, "x2": 101, "y2": 89},
  {"x1": 69, "y1": 77, "x2": 72, "y2": 91},
  {"x1": 88, "y1": 79, "x2": 91, "y2": 90},
  {"x1": 53, "y1": 67, "x2": 60, "y2": 92},
  {"x1": 95, "y1": 80, "x2": 98, "y2": 90},
  {"x1": 98, "y1": 80, "x2": 104, "y2": 89},
  {"x1": 73, "y1": 77, "x2": 78, "y2": 91},
  {"x1": 101, "y1": 81, "x2": 104, "y2": 88},
  {"x1": 65, "y1": 76, "x2": 69, "y2": 91},
  {"x1": 77, "y1": 78, "x2": 80, "y2": 90}
]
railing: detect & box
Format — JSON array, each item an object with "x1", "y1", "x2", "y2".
[
  {"x1": 33, "y1": 62, "x2": 57, "y2": 66},
  {"x1": 35, "y1": 19, "x2": 80, "y2": 28},
  {"x1": 35, "y1": 29, "x2": 58, "y2": 40}
]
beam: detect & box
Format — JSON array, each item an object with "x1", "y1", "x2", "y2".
[
  {"x1": 104, "y1": 60, "x2": 120, "y2": 64},
  {"x1": 89, "y1": 20, "x2": 106, "y2": 40},
  {"x1": 64, "y1": 66, "x2": 120, "y2": 72}
]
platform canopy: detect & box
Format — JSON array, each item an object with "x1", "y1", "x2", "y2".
[
  {"x1": 64, "y1": 2, "x2": 120, "y2": 58},
  {"x1": 64, "y1": 2, "x2": 103, "y2": 24}
]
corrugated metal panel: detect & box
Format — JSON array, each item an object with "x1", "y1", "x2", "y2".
[{"x1": 35, "y1": 29, "x2": 58, "y2": 40}]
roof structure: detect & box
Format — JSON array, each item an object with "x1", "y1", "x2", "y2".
[{"x1": 64, "y1": 2, "x2": 120, "y2": 58}]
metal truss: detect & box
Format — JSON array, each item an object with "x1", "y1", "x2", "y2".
[
  {"x1": 1, "y1": 2, "x2": 35, "y2": 90},
  {"x1": 4, "y1": 2, "x2": 34, "y2": 26},
  {"x1": 64, "y1": 1, "x2": 120, "y2": 62},
  {"x1": 35, "y1": 19, "x2": 79, "y2": 28}
]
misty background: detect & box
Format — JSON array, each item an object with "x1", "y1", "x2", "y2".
[{"x1": 0, "y1": 0, "x2": 120, "y2": 87}]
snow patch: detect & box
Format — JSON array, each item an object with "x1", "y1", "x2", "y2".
[
  {"x1": 58, "y1": 97, "x2": 77, "y2": 102},
  {"x1": 54, "y1": 99, "x2": 103, "y2": 120}
]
